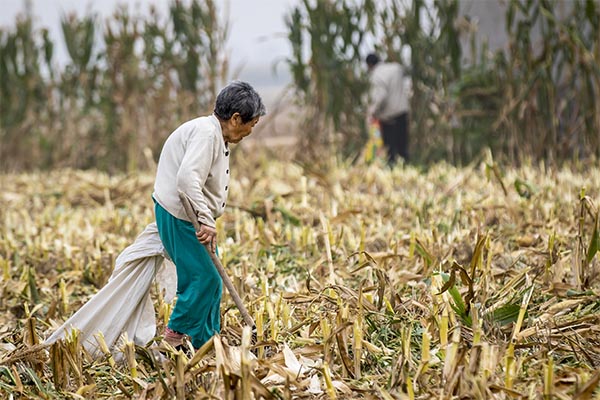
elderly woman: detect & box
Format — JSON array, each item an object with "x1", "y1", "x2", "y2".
[{"x1": 153, "y1": 80, "x2": 265, "y2": 350}]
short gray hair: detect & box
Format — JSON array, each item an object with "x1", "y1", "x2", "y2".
[{"x1": 214, "y1": 81, "x2": 266, "y2": 123}]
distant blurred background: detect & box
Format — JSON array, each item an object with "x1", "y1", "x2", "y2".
[
  {"x1": 1, "y1": 0, "x2": 598, "y2": 171},
  {"x1": 0, "y1": 0, "x2": 295, "y2": 96}
]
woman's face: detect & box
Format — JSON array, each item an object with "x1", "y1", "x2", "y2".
[{"x1": 223, "y1": 114, "x2": 260, "y2": 144}]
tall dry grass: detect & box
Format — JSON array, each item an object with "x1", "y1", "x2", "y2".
[
  {"x1": 0, "y1": 0, "x2": 228, "y2": 172},
  {"x1": 286, "y1": 0, "x2": 600, "y2": 166},
  {"x1": 2, "y1": 0, "x2": 599, "y2": 172}
]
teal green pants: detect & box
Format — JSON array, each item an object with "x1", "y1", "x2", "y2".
[{"x1": 154, "y1": 200, "x2": 222, "y2": 349}]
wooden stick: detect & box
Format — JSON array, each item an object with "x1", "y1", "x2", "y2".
[{"x1": 178, "y1": 191, "x2": 255, "y2": 328}]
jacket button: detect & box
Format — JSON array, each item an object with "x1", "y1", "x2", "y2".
[
  {"x1": 225, "y1": 151, "x2": 229, "y2": 156},
  {"x1": 225, "y1": 186, "x2": 228, "y2": 191},
  {"x1": 222, "y1": 202, "x2": 225, "y2": 207},
  {"x1": 226, "y1": 169, "x2": 229, "y2": 174}
]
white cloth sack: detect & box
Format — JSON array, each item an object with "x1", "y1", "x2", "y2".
[{"x1": 44, "y1": 222, "x2": 177, "y2": 355}]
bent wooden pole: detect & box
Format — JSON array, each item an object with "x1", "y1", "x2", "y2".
[{"x1": 178, "y1": 191, "x2": 255, "y2": 329}]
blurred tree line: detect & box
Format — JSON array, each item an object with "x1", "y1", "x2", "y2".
[
  {"x1": 0, "y1": 0, "x2": 227, "y2": 171},
  {"x1": 1, "y1": 0, "x2": 599, "y2": 171},
  {"x1": 286, "y1": 0, "x2": 600, "y2": 165}
]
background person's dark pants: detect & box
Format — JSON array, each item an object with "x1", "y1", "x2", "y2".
[{"x1": 380, "y1": 112, "x2": 409, "y2": 164}]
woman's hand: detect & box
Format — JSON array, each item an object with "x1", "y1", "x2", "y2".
[{"x1": 196, "y1": 224, "x2": 217, "y2": 253}]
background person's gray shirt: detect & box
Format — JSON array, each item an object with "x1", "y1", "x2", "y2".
[{"x1": 368, "y1": 62, "x2": 410, "y2": 122}]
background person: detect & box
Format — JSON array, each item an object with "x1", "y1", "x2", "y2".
[
  {"x1": 366, "y1": 53, "x2": 410, "y2": 164},
  {"x1": 153, "y1": 80, "x2": 265, "y2": 351}
]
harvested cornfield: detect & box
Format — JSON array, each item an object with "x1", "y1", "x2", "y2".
[{"x1": 1, "y1": 151, "x2": 600, "y2": 399}]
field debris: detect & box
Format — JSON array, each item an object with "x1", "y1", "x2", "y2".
[{"x1": 1, "y1": 157, "x2": 600, "y2": 398}]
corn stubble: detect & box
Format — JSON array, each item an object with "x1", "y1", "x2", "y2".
[{"x1": 1, "y1": 154, "x2": 600, "y2": 399}]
